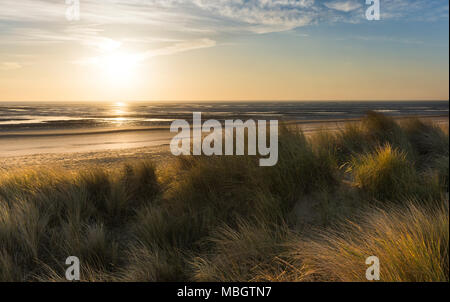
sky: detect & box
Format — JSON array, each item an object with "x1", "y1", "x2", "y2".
[{"x1": 0, "y1": 0, "x2": 448, "y2": 102}]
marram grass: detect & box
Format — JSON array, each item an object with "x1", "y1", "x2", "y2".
[
  {"x1": 0, "y1": 113, "x2": 448, "y2": 281},
  {"x1": 283, "y1": 199, "x2": 449, "y2": 282}
]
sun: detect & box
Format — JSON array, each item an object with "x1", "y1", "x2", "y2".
[
  {"x1": 100, "y1": 52, "x2": 139, "y2": 86},
  {"x1": 103, "y1": 53, "x2": 136, "y2": 80}
]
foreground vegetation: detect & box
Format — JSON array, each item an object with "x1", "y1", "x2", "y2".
[{"x1": 0, "y1": 112, "x2": 448, "y2": 281}]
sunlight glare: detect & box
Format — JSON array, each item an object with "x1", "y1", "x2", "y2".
[
  {"x1": 100, "y1": 52, "x2": 139, "y2": 87},
  {"x1": 112, "y1": 102, "x2": 128, "y2": 116},
  {"x1": 114, "y1": 102, "x2": 126, "y2": 107}
]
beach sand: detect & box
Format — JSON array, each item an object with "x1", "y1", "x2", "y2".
[{"x1": 1, "y1": 115, "x2": 448, "y2": 172}]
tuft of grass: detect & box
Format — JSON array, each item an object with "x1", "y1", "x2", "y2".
[
  {"x1": 122, "y1": 161, "x2": 160, "y2": 203},
  {"x1": 333, "y1": 123, "x2": 370, "y2": 163},
  {"x1": 402, "y1": 118, "x2": 449, "y2": 162},
  {"x1": 265, "y1": 126, "x2": 338, "y2": 206},
  {"x1": 286, "y1": 199, "x2": 449, "y2": 282},
  {"x1": 401, "y1": 118, "x2": 449, "y2": 191},
  {"x1": 350, "y1": 144, "x2": 440, "y2": 202},
  {"x1": 432, "y1": 155, "x2": 449, "y2": 192},
  {"x1": 118, "y1": 244, "x2": 188, "y2": 282},
  {"x1": 190, "y1": 220, "x2": 291, "y2": 282},
  {"x1": 313, "y1": 113, "x2": 416, "y2": 166},
  {"x1": 363, "y1": 111, "x2": 413, "y2": 153},
  {"x1": 351, "y1": 144, "x2": 415, "y2": 201},
  {"x1": 0, "y1": 161, "x2": 160, "y2": 281}
]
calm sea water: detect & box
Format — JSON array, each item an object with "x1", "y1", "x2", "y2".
[{"x1": 0, "y1": 101, "x2": 448, "y2": 131}]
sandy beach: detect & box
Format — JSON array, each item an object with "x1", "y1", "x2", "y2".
[{"x1": 1, "y1": 115, "x2": 447, "y2": 172}]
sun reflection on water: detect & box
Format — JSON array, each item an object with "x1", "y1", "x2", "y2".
[{"x1": 110, "y1": 102, "x2": 128, "y2": 125}]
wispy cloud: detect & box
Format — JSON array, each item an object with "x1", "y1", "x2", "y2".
[
  {"x1": 75, "y1": 38, "x2": 217, "y2": 67},
  {"x1": 0, "y1": 0, "x2": 448, "y2": 67},
  {"x1": 324, "y1": 1, "x2": 362, "y2": 12},
  {"x1": 0, "y1": 62, "x2": 22, "y2": 71},
  {"x1": 142, "y1": 38, "x2": 217, "y2": 58}
]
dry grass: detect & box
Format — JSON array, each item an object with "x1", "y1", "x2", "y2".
[
  {"x1": 349, "y1": 144, "x2": 439, "y2": 201},
  {"x1": 283, "y1": 199, "x2": 449, "y2": 282},
  {"x1": 190, "y1": 220, "x2": 291, "y2": 282},
  {"x1": 0, "y1": 113, "x2": 448, "y2": 281}
]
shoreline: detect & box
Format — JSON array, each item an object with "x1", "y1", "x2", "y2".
[
  {"x1": 0, "y1": 114, "x2": 448, "y2": 137},
  {"x1": 1, "y1": 114, "x2": 448, "y2": 172}
]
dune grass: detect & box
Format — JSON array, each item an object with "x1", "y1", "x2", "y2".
[
  {"x1": 190, "y1": 220, "x2": 292, "y2": 282},
  {"x1": 0, "y1": 113, "x2": 448, "y2": 282},
  {"x1": 282, "y1": 199, "x2": 449, "y2": 282},
  {"x1": 350, "y1": 144, "x2": 441, "y2": 202}
]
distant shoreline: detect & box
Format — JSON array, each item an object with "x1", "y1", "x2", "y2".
[
  {"x1": 0, "y1": 113, "x2": 448, "y2": 138},
  {"x1": 1, "y1": 114, "x2": 448, "y2": 172}
]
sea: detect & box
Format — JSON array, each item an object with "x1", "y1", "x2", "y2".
[{"x1": 0, "y1": 101, "x2": 448, "y2": 131}]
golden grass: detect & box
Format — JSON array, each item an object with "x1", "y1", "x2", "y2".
[
  {"x1": 351, "y1": 145, "x2": 421, "y2": 201},
  {"x1": 284, "y1": 199, "x2": 449, "y2": 282},
  {"x1": 0, "y1": 113, "x2": 448, "y2": 281}
]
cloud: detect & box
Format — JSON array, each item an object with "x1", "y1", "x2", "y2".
[
  {"x1": 142, "y1": 38, "x2": 217, "y2": 58},
  {"x1": 75, "y1": 38, "x2": 216, "y2": 67},
  {"x1": 1, "y1": 1, "x2": 448, "y2": 39},
  {"x1": 324, "y1": 1, "x2": 362, "y2": 12},
  {"x1": 0, "y1": 0, "x2": 448, "y2": 67},
  {"x1": 0, "y1": 62, "x2": 22, "y2": 70},
  {"x1": 1, "y1": 0, "x2": 448, "y2": 30},
  {"x1": 191, "y1": 0, "x2": 317, "y2": 33}
]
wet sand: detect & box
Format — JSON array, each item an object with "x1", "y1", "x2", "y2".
[{"x1": 1, "y1": 115, "x2": 448, "y2": 172}]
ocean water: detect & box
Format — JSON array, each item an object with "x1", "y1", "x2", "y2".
[{"x1": 0, "y1": 101, "x2": 448, "y2": 131}]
